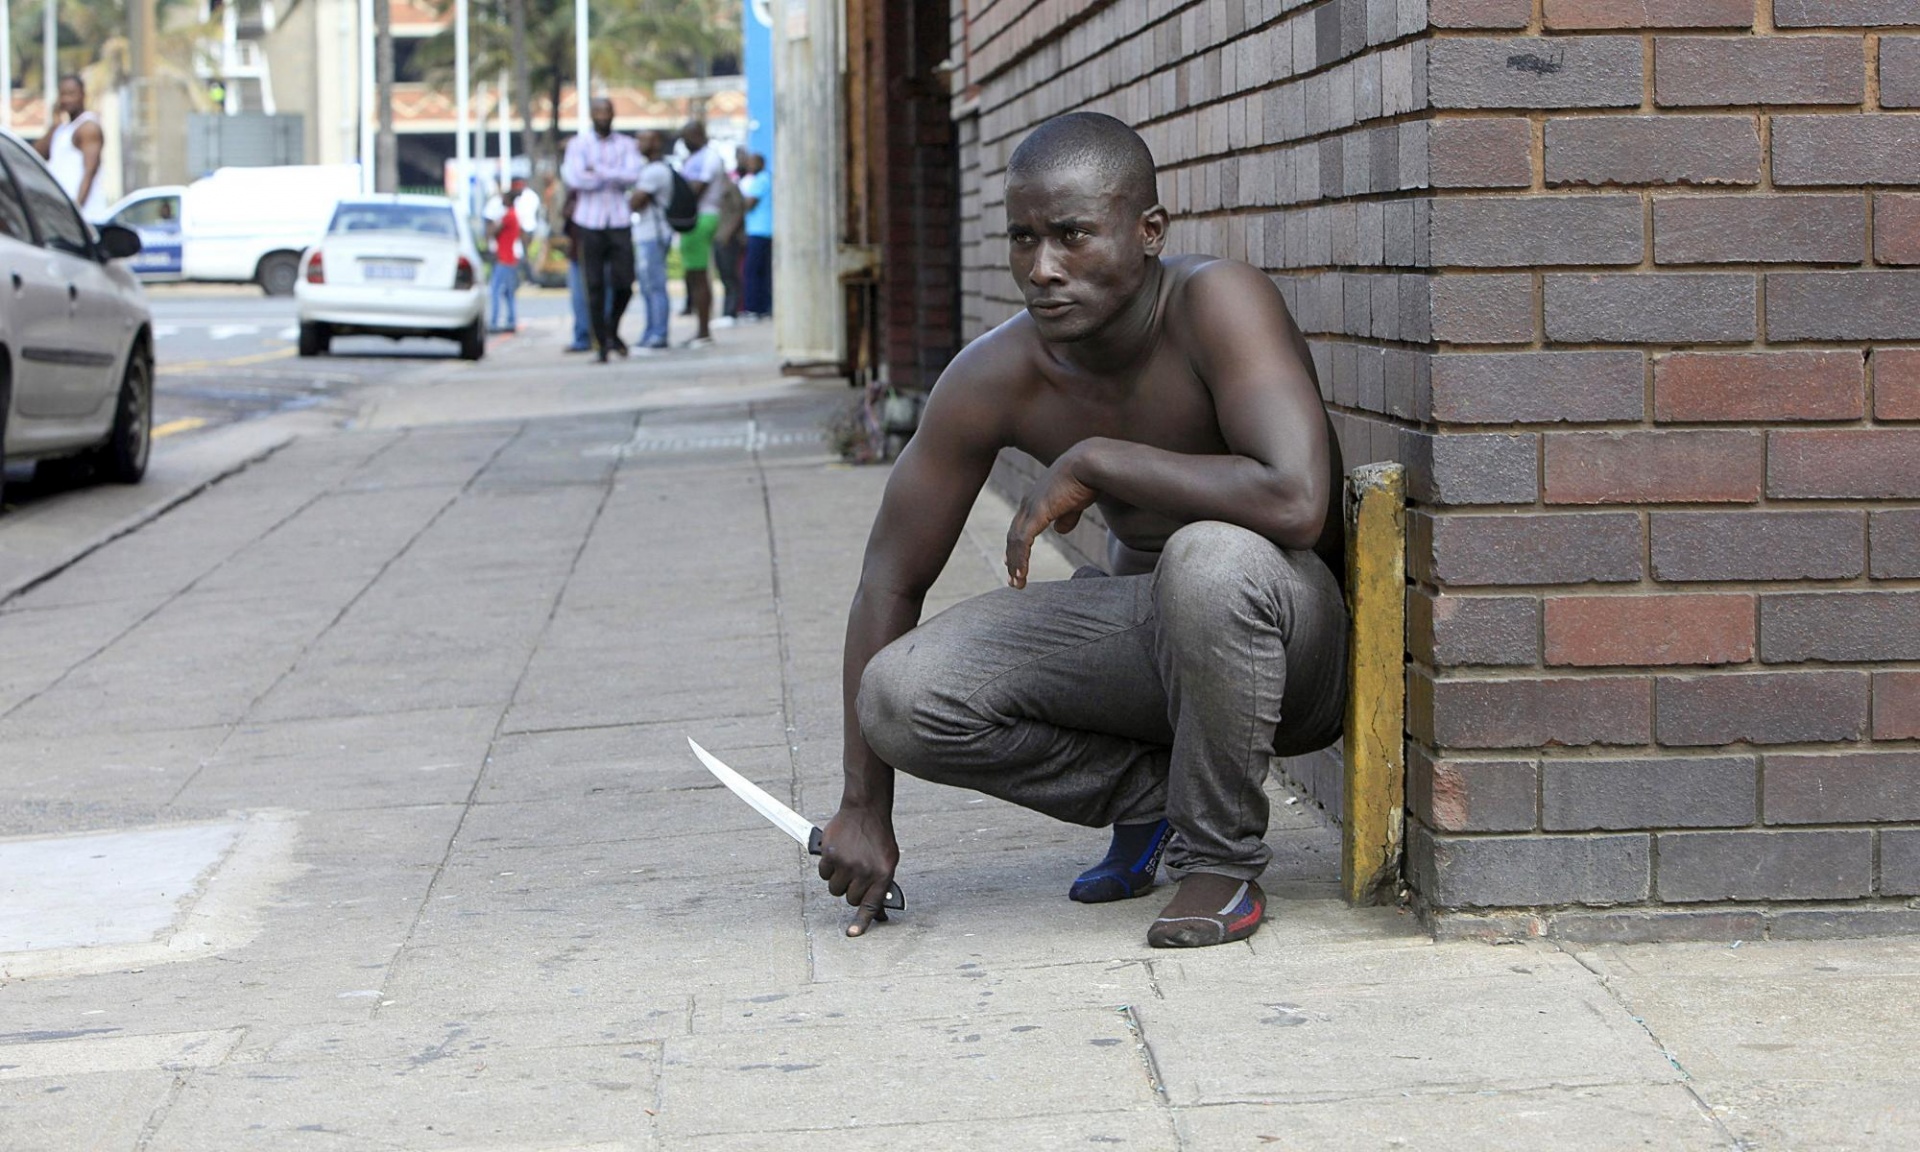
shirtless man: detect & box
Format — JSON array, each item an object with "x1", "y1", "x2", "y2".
[
  {"x1": 817, "y1": 112, "x2": 1348, "y2": 949},
  {"x1": 35, "y1": 75, "x2": 106, "y2": 221}
]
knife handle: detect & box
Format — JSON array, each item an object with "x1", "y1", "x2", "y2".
[{"x1": 807, "y1": 826, "x2": 906, "y2": 911}]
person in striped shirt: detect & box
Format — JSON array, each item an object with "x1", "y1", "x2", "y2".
[{"x1": 561, "y1": 98, "x2": 643, "y2": 362}]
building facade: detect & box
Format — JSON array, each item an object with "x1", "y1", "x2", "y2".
[{"x1": 896, "y1": 0, "x2": 1920, "y2": 940}]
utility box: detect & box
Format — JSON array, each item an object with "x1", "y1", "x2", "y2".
[{"x1": 187, "y1": 113, "x2": 305, "y2": 176}]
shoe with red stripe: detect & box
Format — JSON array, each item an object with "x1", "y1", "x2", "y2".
[{"x1": 1146, "y1": 873, "x2": 1265, "y2": 948}]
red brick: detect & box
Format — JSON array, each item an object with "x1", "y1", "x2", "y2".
[
  {"x1": 1874, "y1": 671, "x2": 1920, "y2": 740},
  {"x1": 1414, "y1": 672, "x2": 1652, "y2": 749},
  {"x1": 1875, "y1": 195, "x2": 1920, "y2": 265},
  {"x1": 1545, "y1": 0, "x2": 1752, "y2": 25},
  {"x1": 1545, "y1": 430, "x2": 1764, "y2": 505},
  {"x1": 1654, "y1": 194, "x2": 1865, "y2": 264},
  {"x1": 1542, "y1": 756, "x2": 1757, "y2": 831},
  {"x1": 1429, "y1": 119, "x2": 1535, "y2": 189},
  {"x1": 1656, "y1": 670, "x2": 1871, "y2": 746},
  {"x1": 1768, "y1": 271, "x2": 1920, "y2": 340},
  {"x1": 1654, "y1": 351, "x2": 1866, "y2": 422},
  {"x1": 1546, "y1": 594, "x2": 1756, "y2": 667},
  {"x1": 1885, "y1": 37, "x2": 1920, "y2": 107},
  {"x1": 1655, "y1": 36, "x2": 1865, "y2": 106},
  {"x1": 1872, "y1": 509, "x2": 1920, "y2": 577},
  {"x1": 1775, "y1": 2, "x2": 1920, "y2": 28},
  {"x1": 1768, "y1": 429, "x2": 1920, "y2": 498},
  {"x1": 1774, "y1": 116, "x2": 1920, "y2": 185},
  {"x1": 1408, "y1": 747, "x2": 1539, "y2": 832},
  {"x1": 1876, "y1": 348, "x2": 1920, "y2": 420},
  {"x1": 1430, "y1": 275, "x2": 1536, "y2": 344},
  {"x1": 1412, "y1": 592, "x2": 1542, "y2": 667}
]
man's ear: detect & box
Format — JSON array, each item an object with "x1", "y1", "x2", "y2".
[{"x1": 1140, "y1": 204, "x2": 1169, "y2": 257}]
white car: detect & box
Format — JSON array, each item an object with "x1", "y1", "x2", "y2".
[
  {"x1": 0, "y1": 129, "x2": 153, "y2": 509},
  {"x1": 294, "y1": 195, "x2": 486, "y2": 360}
]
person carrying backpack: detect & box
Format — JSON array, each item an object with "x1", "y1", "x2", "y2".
[{"x1": 628, "y1": 129, "x2": 678, "y2": 351}]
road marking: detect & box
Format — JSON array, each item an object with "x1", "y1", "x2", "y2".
[
  {"x1": 152, "y1": 323, "x2": 180, "y2": 338},
  {"x1": 158, "y1": 346, "x2": 298, "y2": 375},
  {"x1": 151, "y1": 417, "x2": 208, "y2": 440},
  {"x1": 207, "y1": 324, "x2": 259, "y2": 340}
]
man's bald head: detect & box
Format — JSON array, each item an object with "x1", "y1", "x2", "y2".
[{"x1": 1005, "y1": 112, "x2": 1158, "y2": 215}]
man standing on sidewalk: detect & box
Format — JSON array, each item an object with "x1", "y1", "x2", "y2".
[
  {"x1": 627, "y1": 130, "x2": 675, "y2": 352},
  {"x1": 816, "y1": 113, "x2": 1348, "y2": 949},
  {"x1": 676, "y1": 120, "x2": 726, "y2": 348},
  {"x1": 34, "y1": 74, "x2": 106, "y2": 221},
  {"x1": 562, "y1": 98, "x2": 642, "y2": 362},
  {"x1": 738, "y1": 150, "x2": 773, "y2": 321}
]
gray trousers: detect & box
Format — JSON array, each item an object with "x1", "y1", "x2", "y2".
[{"x1": 857, "y1": 521, "x2": 1349, "y2": 880}]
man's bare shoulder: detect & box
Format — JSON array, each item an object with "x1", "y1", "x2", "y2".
[{"x1": 1163, "y1": 255, "x2": 1288, "y2": 318}]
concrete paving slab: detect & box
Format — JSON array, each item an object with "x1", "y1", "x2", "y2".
[
  {"x1": 0, "y1": 820, "x2": 242, "y2": 951},
  {"x1": 241, "y1": 1001, "x2": 692, "y2": 1066},
  {"x1": 479, "y1": 714, "x2": 791, "y2": 804},
  {"x1": 1135, "y1": 966, "x2": 1680, "y2": 1106},
  {"x1": 0, "y1": 725, "x2": 226, "y2": 827},
  {"x1": 0, "y1": 1068, "x2": 177, "y2": 1152},
  {"x1": 144, "y1": 1043, "x2": 662, "y2": 1151},
  {"x1": 689, "y1": 959, "x2": 1158, "y2": 1030},
  {"x1": 1694, "y1": 1079, "x2": 1917, "y2": 1151},
  {"x1": 654, "y1": 1006, "x2": 1155, "y2": 1140},
  {"x1": 0, "y1": 1027, "x2": 242, "y2": 1080},
  {"x1": 176, "y1": 707, "x2": 496, "y2": 810},
  {"x1": 1172, "y1": 1084, "x2": 1730, "y2": 1151},
  {"x1": 676, "y1": 1110, "x2": 1177, "y2": 1151}
]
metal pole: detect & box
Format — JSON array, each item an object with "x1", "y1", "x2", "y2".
[
  {"x1": 573, "y1": 0, "x2": 587, "y2": 136},
  {"x1": 359, "y1": 0, "x2": 374, "y2": 193},
  {"x1": 42, "y1": 0, "x2": 56, "y2": 126},
  {"x1": 498, "y1": 68, "x2": 510, "y2": 187},
  {"x1": 455, "y1": 0, "x2": 469, "y2": 206},
  {"x1": 2, "y1": 0, "x2": 13, "y2": 130}
]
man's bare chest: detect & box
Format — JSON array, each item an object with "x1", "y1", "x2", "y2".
[{"x1": 1014, "y1": 354, "x2": 1229, "y2": 466}]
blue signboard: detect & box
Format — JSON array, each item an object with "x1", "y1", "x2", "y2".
[{"x1": 745, "y1": 0, "x2": 775, "y2": 161}]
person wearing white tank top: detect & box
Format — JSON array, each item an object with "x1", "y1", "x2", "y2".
[{"x1": 34, "y1": 74, "x2": 106, "y2": 221}]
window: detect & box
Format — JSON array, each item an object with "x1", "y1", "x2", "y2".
[
  {"x1": 0, "y1": 138, "x2": 92, "y2": 255},
  {"x1": 327, "y1": 202, "x2": 457, "y2": 237},
  {"x1": 113, "y1": 196, "x2": 180, "y2": 227},
  {"x1": 0, "y1": 160, "x2": 32, "y2": 242}
]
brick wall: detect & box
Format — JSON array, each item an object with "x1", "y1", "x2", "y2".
[{"x1": 948, "y1": 0, "x2": 1920, "y2": 939}]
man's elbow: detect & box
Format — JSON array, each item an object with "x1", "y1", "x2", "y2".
[{"x1": 1265, "y1": 482, "x2": 1329, "y2": 551}]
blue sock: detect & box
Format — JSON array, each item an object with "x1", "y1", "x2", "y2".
[{"x1": 1070, "y1": 819, "x2": 1172, "y2": 903}]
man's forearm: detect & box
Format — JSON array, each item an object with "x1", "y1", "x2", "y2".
[
  {"x1": 838, "y1": 583, "x2": 923, "y2": 810},
  {"x1": 1072, "y1": 437, "x2": 1326, "y2": 550}
]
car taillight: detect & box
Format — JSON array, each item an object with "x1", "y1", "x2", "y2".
[
  {"x1": 454, "y1": 256, "x2": 474, "y2": 290},
  {"x1": 305, "y1": 252, "x2": 324, "y2": 284}
]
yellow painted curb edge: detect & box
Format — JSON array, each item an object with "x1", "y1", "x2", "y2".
[{"x1": 1342, "y1": 462, "x2": 1407, "y2": 905}]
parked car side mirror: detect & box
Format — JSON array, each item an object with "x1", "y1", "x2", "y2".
[{"x1": 96, "y1": 224, "x2": 143, "y2": 261}]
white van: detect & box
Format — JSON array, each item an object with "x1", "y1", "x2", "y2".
[{"x1": 101, "y1": 164, "x2": 363, "y2": 296}]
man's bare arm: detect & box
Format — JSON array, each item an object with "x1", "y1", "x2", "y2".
[
  {"x1": 1007, "y1": 261, "x2": 1329, "y2": 584},
  {"x1": 75, "y1": 119, "x2": 103, "y2": 209},
  {"x1": 820, "y1": 348, "x2": 1010, "y2": 935}
]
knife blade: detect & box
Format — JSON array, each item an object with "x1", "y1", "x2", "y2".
[{"x1": 687, "y1": 737, "x2": 905, "y2": 912}]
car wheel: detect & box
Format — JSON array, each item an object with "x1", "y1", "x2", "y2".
[
  {"x1": 0, "y1": 399, "x2": 8, "y2": 513},
  {"x1": 257, "y1": 252, "x2": 300, "y2": 297},
  {"x1": 458, "y1": 319, "x2": 486, "y2": 361},
  {"x1": 298, "y1": 322, "x2": 331, "y2": 357},
  {"x1": 96, "y1": 346, "x2": 153, "y2": 484}
]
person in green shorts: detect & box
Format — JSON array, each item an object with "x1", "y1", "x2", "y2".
[{"x1": 677, "y1": 120, "x2": 728, "y2": 348}]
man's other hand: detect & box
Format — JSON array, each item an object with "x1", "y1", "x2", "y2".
[
  {"x1": 1006, "y1": 450, "x2": 1099, "y2": 589},
  {"x1": 817, "y1": 805, "x2": 900, "y2": 937}
]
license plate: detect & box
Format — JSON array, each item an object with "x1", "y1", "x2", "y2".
[{"x1": 362, "y1": 261, "x2": 417, "y2": 282}]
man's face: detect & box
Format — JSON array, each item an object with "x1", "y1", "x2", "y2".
[
  {"x1": 591, "y1": 100, "x2": 614, "y2": 136},
  {"x1": 637, "y1": 130, "x2": 662, "y2": 159},
  {"x1": 683, "y1": 123, "x2": 707, "y2": 152},
  {"x1": 1005, "y1": 166, "x2": 1161, "y2": 343},
  {"x1": 57, "y1": 79, "x2": 84, "y2": 118}
]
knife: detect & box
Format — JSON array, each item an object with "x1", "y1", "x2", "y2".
[{"x1": 687, "y1": 737, "x2": 905, "y2": 912}]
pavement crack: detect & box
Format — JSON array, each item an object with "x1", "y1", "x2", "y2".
[
  {"x1": 1557, "y1": 942, "x2": 1751, "y2": 1150},
  {"x1": 373, "y1": 415, "x2": 632, "y2": 1012}
]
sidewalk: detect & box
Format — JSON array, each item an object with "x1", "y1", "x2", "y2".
[{"x1": 0, "y1": 325, "x2": 1914, "y2": 1149}]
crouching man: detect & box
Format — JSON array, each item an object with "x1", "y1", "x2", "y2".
[{"x1": 818, "y1": 112, "x2": 1348, "y2": 948}]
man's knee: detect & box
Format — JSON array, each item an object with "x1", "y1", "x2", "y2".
[
  {"x1": 855, "y1": 639, "x2": 930, "y2": 770},
  {"x1": 1156, "y1": 521, "x2": 1276, "y2": 610}
]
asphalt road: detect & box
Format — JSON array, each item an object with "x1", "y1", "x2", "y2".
[{"x1": 3, "y1": 283, "x2": 576, "y2": 512}]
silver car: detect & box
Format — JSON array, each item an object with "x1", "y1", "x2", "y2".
[{"x1": 0, "y1": 130, "x2": 152, "y2": 510}]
